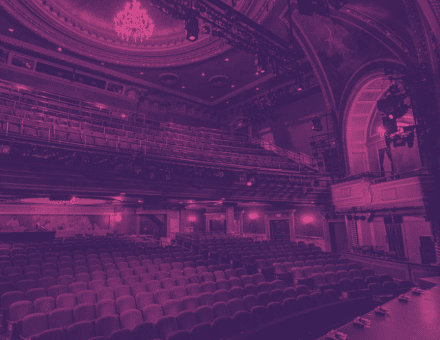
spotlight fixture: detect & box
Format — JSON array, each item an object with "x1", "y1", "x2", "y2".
[
  {"x1": 311, "y1": 116, "x2": 323, "y2": 132},
  {"x1": 360, "y1": 216, "x2": 366, "y2": 221},
  {"x1": 328, "y1": 0, "x2": 347, "y2": 10},
  {"x1": 346, "y1": 215, "x2": 353, "y2": 221},
  {"x1": 353, "y1": 215, "x2": 360, "y2": 221},
  {"x1": 185, "y1": 11, "x2": 199, "y2": 42},
  {"x1": 255, "y1": 54, "x2": 268, "y2": 74},
  {"x1": 367, "y1": 212, "x2": 375, "y2": 223}
]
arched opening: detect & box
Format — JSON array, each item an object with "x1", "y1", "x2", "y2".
[{"x1": 343, "y1": 70, "x2": 421, "y2": 177}]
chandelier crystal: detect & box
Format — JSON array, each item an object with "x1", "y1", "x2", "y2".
[{"x1": 114, "y1": 0, "x2": 154, "y2": 42}]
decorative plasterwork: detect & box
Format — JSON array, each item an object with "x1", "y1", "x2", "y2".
[
  {"x1": 336, "y1": 7, "x2": 418, "y2": 64},
  {"x1": 280, "y1": 5, "x2": 337, "y2": 115},
  {"x1": 343, "y1": 72, "x2": 389, "y2": 176},
  {"x1": 0, "y1": 0, "x2": 275, "y2": 67}
]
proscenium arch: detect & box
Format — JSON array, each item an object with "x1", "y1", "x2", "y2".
[{"x1": 341, "y1": 60, "x2": 408, "y2": 176}]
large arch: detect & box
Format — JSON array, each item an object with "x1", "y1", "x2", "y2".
[{"x1": 341, "y1": 60, "x2": 411, "y2": 176}]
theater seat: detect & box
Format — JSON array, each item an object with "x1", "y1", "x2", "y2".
[
  {"x1": 34, "y1": 328, "x2": 67, "y2": 340},
  {"x1": 233, "y1": 310, "x2": 256, "y2": 332},
  {"x1": 212, "y1": 316, "x2": 240, "y2": 340},
  {"x1": 250, "y1": 306, "x2": 271, "y2": 324},
  {"x1": 190, "y1": 323, "x2": 217, "y2": 340},
  {"x1": 109, "y1": 329, "x2": 135, "y2": 340}
]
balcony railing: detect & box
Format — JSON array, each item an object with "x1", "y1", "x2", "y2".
[{"x1": 252, "y1": 137, "x2": 318, "y2": 171}]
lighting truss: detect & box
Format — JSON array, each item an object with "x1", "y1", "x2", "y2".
[{"x1": 150, "y1": 0, "x2": 304, "y2": 75}]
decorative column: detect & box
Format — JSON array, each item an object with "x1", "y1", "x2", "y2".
[
  {"x1": 289, "y1": 209, "x2": 296, "y2": 242},
  {"x1": 226, "y1": 206, "x2": 235, "y2": 234}
]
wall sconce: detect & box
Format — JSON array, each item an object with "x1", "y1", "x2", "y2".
[
  {"x1": 249, "y1": 213, "x2": 258, "y2": 220},
  {"x1": 303, "y1": 216, "x2": 313, "y2": 223}
]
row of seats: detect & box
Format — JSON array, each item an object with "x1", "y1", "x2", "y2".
[
  {"x1": 6, "y1": 284, "x2": 342, "y2": 340},
  {"x1": 1, "y1": 104, "x2": 297, "y2": 170}
]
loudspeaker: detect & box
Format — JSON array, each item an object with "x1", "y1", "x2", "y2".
[
  {"x1": 384, "y1": 216, "x2": 393, "y2": 224},
  {"x1": 420, "y1": 246, "x2": 436, "y2": 264},
  {"x1": 297, "y1": 0, "x2": 316, "y2": 16},
  {"x1": 393, "y1": 215, "x2": 403, "y2": 224},
  {"x1": 420, "y1": 236, "x2": 433, "y2": 247}
]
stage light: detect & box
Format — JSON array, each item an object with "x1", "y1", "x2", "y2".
[
  {"x1": 367, "y1": 212, "x2": 375, "y2": 223},
  {"x1": 346, "y1": 215, "x2": 353, "y2": 221},
  {"x1": 303, "y1": 216, "x2": 313, "y2": 223},
  {"x1": 360, "y1": 216, "x2": 366, "y2": 221},
  {"x1": 256, "y1": 54, "x2": 268, "y2": 74},
  {"x1": 297, "y1": 0, "x2": 315, "y2": 16},
  {"x1": 249, "y1": 213, "x2": 258, "y2": 220},
  {"x1": 389, "y1": 84, "x2": 400, "y2": 94},
  {"x1": 381, "y1": 115, "x2": 398, "y2": 135},
  {"x1": 311, "y1": 116, "x2": 323, "y2": 132},
  {"x1": 185, "y1": 13, "x2": 199, "y2": 42},
  {"x1": 328, "y1": 0, "x2": 347, "y2": 10},
  {"x1": 353, "y1": 215, "x2": 360, "y2": 221}
]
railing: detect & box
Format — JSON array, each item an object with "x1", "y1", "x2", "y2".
[
  {"x1": 339, "y1": 168, "x2": 431, "y2": 184},
  {"x1": 0, "y1": 106, "x2": 306, "y2": 172},
  {"x1": 252, "y1": 137, "x2": 318, "y2": 171}
]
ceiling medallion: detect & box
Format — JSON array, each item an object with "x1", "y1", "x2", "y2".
[
  {"x1": 209, "y1": 75, "x2": 230, "y2": 87},
  {"x1": 159, "y1": 73, "x2": 180, "y2": 85},
  {"x1": 114, "y1": 0, "x2": 154, "y2": 42}
]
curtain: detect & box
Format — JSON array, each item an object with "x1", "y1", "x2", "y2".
[{"x1": 385, "y1": 222, "x2": 405, "y2": 259}]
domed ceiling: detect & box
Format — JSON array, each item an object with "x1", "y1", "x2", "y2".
[
  {"x1": 0, "y1": 0, "x2": 274, "y2": 67},
  {"x1": 0, "y1": 0, "x2": 419, "y2": 108}
]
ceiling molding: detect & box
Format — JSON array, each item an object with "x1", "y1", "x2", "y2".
[
  {"x1": 335, "y1": 6, "x2": 418, "y2": 64},
  {"x1": 0, "y1": 0, "x2": 277, "y2": 67},
  {"x1": 0, "y1": 34, "x2": 215, "y2": 105},
  {"x1": 280, "y1": 5, "x2": 338, "y2": 116}
]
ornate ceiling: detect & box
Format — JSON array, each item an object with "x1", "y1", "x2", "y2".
[
  {"x1": 0, "y1": 0, "x2": 275, "y2": 66},
  {"x1": 0, "y1": 0, "x2": 420, "y2": 108}
]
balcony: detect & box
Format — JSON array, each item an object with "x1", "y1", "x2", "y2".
[{"x1": 331, "y1": 169, "x2": 434, "y2": 212}]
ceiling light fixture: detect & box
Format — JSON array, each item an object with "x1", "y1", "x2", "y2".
[
  {"x1": 201, "y1": 73, "x2": 205, "y2": 76},
  {"x1": 185, "y1": 8, "x2": 199, "y2": 42},
  {"x1": 231, "y1": 85, "x2": 235, "y2": 88},
  {"x1": 140, "y1": 72, "x2": 144, "y2": 75},
  {"x1": 114, "y1": 0, "x2": 154, "y2": 42},
  {"x1": 225, "y1": 58, "x2": 229, "y2": 61},
  {"x1": 8, "y1": 28, "x2": 14, "y2": 32},
  {"x1": 57, "y1": 47, "x2": 62, "y2": 52},
  {"x1": 181, "y1": 86, "x2": 185, "y2": 89}
]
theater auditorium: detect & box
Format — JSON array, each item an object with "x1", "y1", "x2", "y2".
[{"x1": 0, "y1": 0, "x2": 439, "y2": 339}]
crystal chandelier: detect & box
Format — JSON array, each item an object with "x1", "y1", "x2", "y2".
[{"x1": 114, "y1": 0, "x2": 154, "y2": 42}]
